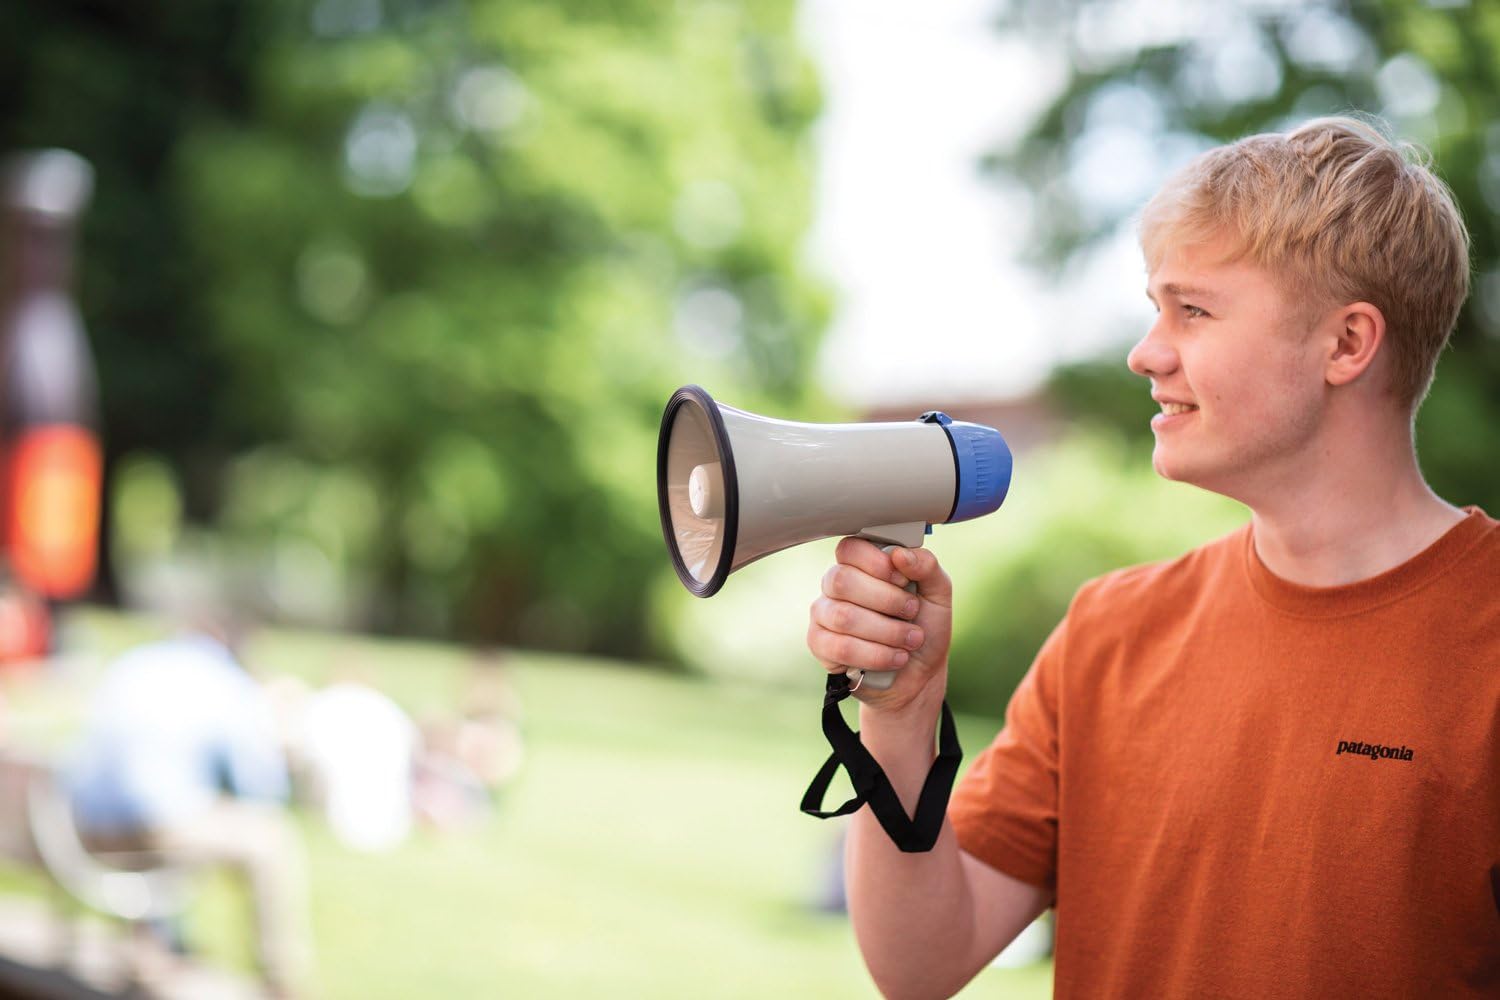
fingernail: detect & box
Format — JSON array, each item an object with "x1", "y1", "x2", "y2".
[
  {"x1": 906, "y1": 629, "x2": 922, "y2": 649},
  {"x1": 892, "y1": 650, "x2": 909, "y2": 666},
  {"x1": 903, "y1": 598, "x2": 919, "y2": 618}
]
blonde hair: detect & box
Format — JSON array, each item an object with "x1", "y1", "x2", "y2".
[{"x1": 1139, "y1": 115, "x2": 1470, "y2": 410}]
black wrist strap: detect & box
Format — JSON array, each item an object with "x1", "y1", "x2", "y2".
[{"x1": 799, "y1": 673, "x2": 962, "y2": 853}]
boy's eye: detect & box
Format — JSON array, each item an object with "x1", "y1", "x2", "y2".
[{"x1": 1183, "y1": 304, "x2": 1208, "y2": 319}]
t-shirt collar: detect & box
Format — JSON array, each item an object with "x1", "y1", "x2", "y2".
[{"x1": 1241, "y1": 506, "x2": 1494, "y2": 618}]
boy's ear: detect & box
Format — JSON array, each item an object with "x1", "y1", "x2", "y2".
[{"x1": 1325, "y1": 301, "x2": 1385, "y2": 387}]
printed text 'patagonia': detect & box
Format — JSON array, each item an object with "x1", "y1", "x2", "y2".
[{"x1": 1335, "y1": 740, "x2": 1414, "y2": 762}]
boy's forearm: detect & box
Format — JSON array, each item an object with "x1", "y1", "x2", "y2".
[{"x1": 845, "y1": 701, "x2": 983, "y2": 999}]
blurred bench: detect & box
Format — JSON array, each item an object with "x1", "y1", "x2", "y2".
[
  {"x1": 0, "y1": 751, "x2": 191, "y2": 924},
  {"x1": 0, "y1": 751, "x2": 198, "y2": 996}
]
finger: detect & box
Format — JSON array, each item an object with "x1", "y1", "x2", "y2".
[
  {"x1": 811, "y1": 597, "x2": 925, "y2": 652},
  {"x1": 822, "y1": 561, "x2": 921, "y2": 620},
  {"x1": 833, "y1": 536, "x2": 907, "y2": 587},
  {"x1": 889, "y1": 547, "x2": 953, "y2": 604},
  {"x1": 806, "y1": 622, "x2": 911, "y2": 672}
]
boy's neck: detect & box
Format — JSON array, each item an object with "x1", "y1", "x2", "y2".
[{"x1": 1244, "y1": 412, "x2": 1465, "y2": 588}]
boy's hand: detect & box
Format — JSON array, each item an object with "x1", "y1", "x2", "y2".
[{"x1": 806, "y1": 537, "x2": 953, "y2": 709}]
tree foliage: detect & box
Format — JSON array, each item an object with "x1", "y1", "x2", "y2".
[
  {"x1": 1001, "y1": 0, "x2": 1500, "y2": 510},
  {"x1": 2, "y1": 0, "x2": 827, "y2": 656}
]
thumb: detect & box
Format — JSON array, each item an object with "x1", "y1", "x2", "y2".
[{"x1": 891, "y1": 547, "x2": 952, "y2": 605}]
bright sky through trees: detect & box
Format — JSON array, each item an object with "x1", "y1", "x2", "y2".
[{"x1": 801, "y1": 0, "x2": 1160, "y2": 408}]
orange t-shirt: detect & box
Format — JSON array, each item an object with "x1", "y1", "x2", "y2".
[{"x1": 950, "y1": 507, "x2": 1500, "y2": 999}]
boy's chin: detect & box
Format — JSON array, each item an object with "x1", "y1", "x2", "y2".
[
  {"x1": 1152, "y1": 449, "x2": 1207, "y2": 488},
  {"x1": 1152, "y1": 450, "x2": 1241, "y2": 500},
  {"x1": 1150, "y1": 447, "x2": 1183, "y2": 482}
]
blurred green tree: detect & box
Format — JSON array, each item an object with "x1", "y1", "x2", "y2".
[
  {"x1": 997, "y1": 0, "x2": 1500, "y2": 510},
  {"x1": 1, "y1": 0, "x2": 827, "y2": 655}
]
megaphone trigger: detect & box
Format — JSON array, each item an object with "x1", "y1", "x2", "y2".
[{"x1": 844, "y1": 542, "x2": 920, "y2": 693}]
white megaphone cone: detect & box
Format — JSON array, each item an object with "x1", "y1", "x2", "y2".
[{"x1": 657, "y1": 385, "x2": 1011, "y2": 690}]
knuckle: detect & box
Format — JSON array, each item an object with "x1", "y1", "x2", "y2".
[
  {"x1": 821, "y1": 564, "x2": 843, "y2": 596},
  {"x1": 832, "y1": 602, "x2": 857, "y2": 632},
  {"x1": 807, "y1": 627, "x2": 835, "y2": 663},
  {"x1": 829, "y1": 565, "x2": 858, "y2": 598},
  {"x1": 810, "y1": 596, "x2": 831, "y2": 625},
  {"x1": 837, "y1": 535, "x2": 875, "y2": 565},
  {"x1": 890, "y1": 620, "x2": 915, "y2": 646}
]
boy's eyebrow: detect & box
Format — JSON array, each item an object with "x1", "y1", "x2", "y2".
[{"x1": 1145, "y1": 282, "x2": 1222, "y2": 304}]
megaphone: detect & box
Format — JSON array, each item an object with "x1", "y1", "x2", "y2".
[{"x1": 657, "y1": 385, "x2": 1012, "y2": 689}]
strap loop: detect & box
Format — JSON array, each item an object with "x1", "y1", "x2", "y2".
[{"x1": 800, "y1": 673, "x2": 962, "y2": 853}]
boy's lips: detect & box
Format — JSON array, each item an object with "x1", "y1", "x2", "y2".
[{"x1": 1151, "y1": 397, "x2": 1198, "y2": 429}]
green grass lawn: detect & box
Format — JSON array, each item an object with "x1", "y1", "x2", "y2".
[{"x1": 2, "y1": 610, "x2": 1054, "y2": 999}]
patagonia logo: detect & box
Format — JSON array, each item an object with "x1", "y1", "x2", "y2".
[{"x1": 1335, "y1": 740, "x2": 1414, "y2": 762}]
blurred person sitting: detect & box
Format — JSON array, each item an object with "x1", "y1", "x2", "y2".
[
  {"x1": 412, "y1": 649, "x2": 526, "y2": 831},
  {"x1": 412, "y1": 710, "x2": 522, "y2": 832},
  {"x1": 453, "y1": 648, "x2": 526, "y2": 791},
  {"x1": 64, "y1": 622, "x2": 312, "y2": 998},
  {"x1": 296, "y1": 679, "x2": 418, "y2": 853}
]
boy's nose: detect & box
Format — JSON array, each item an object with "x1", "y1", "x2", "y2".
[{"x1": 1127, "y1": 322, "x2": 1178, "y2": 378}]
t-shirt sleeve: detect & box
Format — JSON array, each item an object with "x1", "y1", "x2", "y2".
[{"x1": 948, "y1": 612, "x2": 1067, "y2": 891}]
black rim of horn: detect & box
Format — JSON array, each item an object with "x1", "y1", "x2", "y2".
[{"x1": 657, "y1": 384, "x2": 739, "y2": 597}]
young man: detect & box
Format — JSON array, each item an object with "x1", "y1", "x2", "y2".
[{"x1": 805, "y1": 116, "x2": 1499, "y2": 998}]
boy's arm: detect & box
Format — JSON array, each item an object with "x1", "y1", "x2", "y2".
[
  {"x1": 809, "y1": 541, "x2": 1051, "y2": 997},
  {"x1": 849, "y1": 698, "x2": 1051, "y2": 998}
]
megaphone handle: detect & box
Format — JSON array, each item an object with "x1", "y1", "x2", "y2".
[{"x1": 845, "y1": 544, "x2": 918, "y2": 692}]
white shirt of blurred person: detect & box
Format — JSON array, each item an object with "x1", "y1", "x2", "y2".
[
  {"x1": 67, "y1": 632, "x2": 311, "y2": 997},
  {"x1": 298, "y1": 682, "x2": 418, "y2": 852}
]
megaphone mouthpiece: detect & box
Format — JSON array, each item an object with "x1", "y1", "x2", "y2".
[{"x1": 916, "y1": 410, "x2": 1010, "y2": 524}]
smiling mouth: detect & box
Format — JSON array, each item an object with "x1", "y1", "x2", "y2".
[{"x1": 1159, "y1": 402, "x2": 1198, "y2": 416}]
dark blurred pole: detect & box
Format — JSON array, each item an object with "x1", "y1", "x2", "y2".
[{"x1": 0, "y1": 150, "x2": 103, "y2": 663}]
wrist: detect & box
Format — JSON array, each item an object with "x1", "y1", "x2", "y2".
[
  {"x1": 858, "y1": 664, "x2": 948, "y2": 728},
  {"x1": 857, "y1": 686, "x2": 946, "y2": 785}
]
